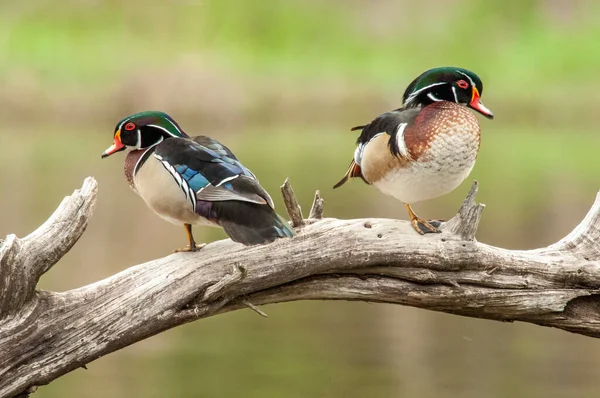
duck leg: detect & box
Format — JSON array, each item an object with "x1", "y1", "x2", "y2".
[
  {"x1": 173, "y1": 223, "x2": 207, "y2": 253},
  {"x1": 405, "y1": 204, "x2": 442, "y2": 235}
]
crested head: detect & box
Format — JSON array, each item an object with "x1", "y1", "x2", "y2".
[
  {"x1": 402, "y1": 67, "x2": 493, "y2": 119},
  {"x1": 101, "y1": 111, "x2": 188, "y2": 158},
  {"x1": 115, "y1": 110, "x2": 188, "y2": 142}
]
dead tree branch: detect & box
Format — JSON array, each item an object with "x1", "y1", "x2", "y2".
[{"x1": 1, "y1": 177, "x2": 599, "y2": 397}]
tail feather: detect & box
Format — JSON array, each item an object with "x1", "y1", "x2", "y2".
[
  {"x1": 333, "y1": 160, "x2": 365, "y2": 189},
  {"x1": 211, "y1": 201, "x2": 295, "y2": 246}
]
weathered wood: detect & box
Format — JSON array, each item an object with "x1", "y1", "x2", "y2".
[
  {"x1": 280, "y1": 178, "x2": 304, "y2": 227},
  {"x1": 0, "y1": 177, "x2": 97, "y2": 319},
  {"x1": 0, "y1": 178, "x2": 599, "y2": 398},
  {"x1": 308, "y1": 190, "x2": 324, "y2": 220},
  {"x1": 442, "y1": 180, "x2": 485, "y2": 239}
]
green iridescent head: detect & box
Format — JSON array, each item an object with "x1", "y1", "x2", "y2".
[
  {"x1": 101, "y1": 111, "x2": 187, "y2": 158},
  {"x1": 402, "y1": 67, "x2": 494, "y2": 119}
]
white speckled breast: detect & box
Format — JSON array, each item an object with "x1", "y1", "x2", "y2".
[{"x1": 372, "y1": 103, "x2": 481, "y2": 204}]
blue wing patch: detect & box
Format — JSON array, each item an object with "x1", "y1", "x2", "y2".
[
  {"x1": 175, "y1": 165, "x2": 210, "y2": 192},
  {"x1": 153, "y1": 137, "x2": 271, "y2": 210}
]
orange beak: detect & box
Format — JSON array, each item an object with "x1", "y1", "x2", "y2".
[
  {"x1": 469, "y1": 87, "x2": 494, "y2": 119},
  {"x1": 101, "y1": 130, "x2": 126, "y2": 158}
]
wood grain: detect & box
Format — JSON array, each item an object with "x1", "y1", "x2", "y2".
[{"x1": 1, "y1": 178, "x2": 599, "y2": 398}]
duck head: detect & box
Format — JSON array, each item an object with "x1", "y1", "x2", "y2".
[
  {"x1": 402, "y1": 67, "x2": 494, "y2": 119},
  {"x1": 101, "y1": 111, "x2": 188, "y2": 158}
]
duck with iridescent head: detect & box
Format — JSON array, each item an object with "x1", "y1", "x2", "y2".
[
  {"x1": 334, "y1": 67, "x2": 494, "y2": 234},
  {"x1": 102, "y1": 111, "x2": 295, "y2": 252}
]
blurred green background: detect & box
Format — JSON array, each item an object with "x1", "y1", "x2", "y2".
[{"x1": 1, "y1": 0, "x2": 599, "y2": 397}]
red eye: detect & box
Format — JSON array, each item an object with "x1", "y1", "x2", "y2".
[
  {"x1": 457, "y1": 80, "x2": 469, "y2": 89},
  {"x1": 124, "y1": 122, "x2": 136, "y2": 131}
]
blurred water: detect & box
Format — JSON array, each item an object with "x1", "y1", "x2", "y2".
[
  {"x1": 2, "y1": 0, "x2": 600, "y2": 396},
  {"x1": 1, "y1": 124, "x2": 599, "y2": 398}
]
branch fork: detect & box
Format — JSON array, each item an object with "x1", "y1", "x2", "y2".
[{"x1": 280, "y1": 178, "x2": 324, "y2": 228}]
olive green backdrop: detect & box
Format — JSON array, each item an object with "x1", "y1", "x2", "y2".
[{"x1": 1, "y1": 1, "x2": 599, "y2": 397}]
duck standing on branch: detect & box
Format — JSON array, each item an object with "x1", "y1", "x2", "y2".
[
  {"x1": 102, "y1": 111, "x2": 295, "y2": 252},
  {"x1": 334, "y1": 67, "x2": 494, "y2": 234}
]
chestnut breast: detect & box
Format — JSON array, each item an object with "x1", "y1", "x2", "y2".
[{"x1": 361, "y1": 102, "x2": 481, "y2": 184}]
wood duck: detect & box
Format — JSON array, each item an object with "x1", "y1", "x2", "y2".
[
  {"x1": 101, "y1": 111, "x2": 295, "y2": 251},
  {"x1": 334, "y1": 67, "x2": 494, "y2": 234}
]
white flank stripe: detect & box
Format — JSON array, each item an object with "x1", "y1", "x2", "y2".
[
  {"x1": 395, "y1": 123, "x2": 410, "y2": 158},
  {"x1": 353, "y1": 144, "x2": 363, "y2": 165},
  {"x1": 354, "y1": 132, "x2": 384, "y2": 166},
  {"x1": 173, "y1": 171, "x2": 184, "y2": 189},
  {"x1": 153, "y1": 154, "x2": 197, "y2": 209}
]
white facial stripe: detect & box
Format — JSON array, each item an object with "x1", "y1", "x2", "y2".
[
  {"x1": 456, "y1": 70, "x2": 475, "y2": 87},
  {"x1": 395, "y1": 123, "x2": 410, "y2": 159},
  {"x1": 427, "y1": 92, "x2": 442, "y2": 102},
  {"x1": 147, "y1": 124, "x2": 179, "y2": 137},
  {"x1": 451, "y1": 86, "x2": 459, "y2": 103},
  {"x1": 162, "y1": 117, "x2": 184, "y2": 136},
  {"x1": 405, "y1": 82, "x2": 446, "y2": 105}
]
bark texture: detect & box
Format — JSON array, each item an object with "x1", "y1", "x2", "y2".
[{"x1": 1, "y1": 177, "x2": 599, "y2": 398}]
